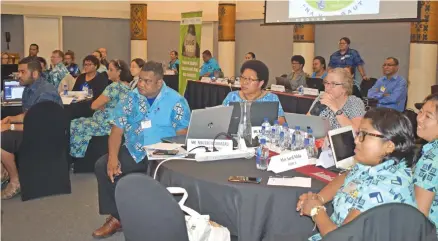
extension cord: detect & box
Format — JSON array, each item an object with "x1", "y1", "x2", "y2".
[{"x1": 195, "y1": 149, "x2": 253, "y2": 162}]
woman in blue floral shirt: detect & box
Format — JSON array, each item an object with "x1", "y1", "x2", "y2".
[
  {"x1": 414, "y1": 93, "x2": 438, "y2": 235},
  {"x1": 222, "y1": 60, "x2": 285, "y2": 124},
  {"x1": 70, "y1": 59, "x2": 132, "y2": 158},
  {"x1": 297, "y1": 108, "x2": 417, "y2": 240}
]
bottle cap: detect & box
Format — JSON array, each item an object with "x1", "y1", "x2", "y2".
[
  {"x1": 260, "y1": 138, "x2": 266, "y2": 144},
  {"x1": 264, "y1": 117, "x2": 269, "y2": 121}
]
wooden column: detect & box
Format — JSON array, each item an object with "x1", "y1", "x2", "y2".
[
  {"x1": 130, "y1": 4, "x2": 148, "y2": 60},
  {"x1": 218, "y1": 2, "x2": 236, "y2": 77},
  {"x1": 407, "y1": 1, "x2": 438, "y2": 109},
  {"x1": 293, "y1": 24, "x2": 315, "y2": 74}
]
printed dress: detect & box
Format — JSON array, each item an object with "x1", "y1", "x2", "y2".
[
  {"x1": 309, "y1": 160, "x2": 415, "y2": 240},
  {"x1": 70, "y1": 82, "x2": 130, "y2": 158}
]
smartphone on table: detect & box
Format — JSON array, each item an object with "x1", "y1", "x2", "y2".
[{"x1": 228, "y1": 176, "x2": 262, "y2": 184}]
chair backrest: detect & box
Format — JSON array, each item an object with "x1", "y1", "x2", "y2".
[
  {"x1": 57, "y1": 73, "x2": 76, "y2": 93},
  {"x1": 19, "y1": 101, "x2": 70, "y2": 201},
  {"x1": 432, "y1": 85, "x2": 438, "y2": 94},
  {"x1": 360, "y1": 77, "x2": 377, "y2": 97},
  {"x1": 322, "y1": 203, "x2": 437, "y2": 241},
  {"x1": 115, "y1": 173, "x2": 189, "y2": 241}
]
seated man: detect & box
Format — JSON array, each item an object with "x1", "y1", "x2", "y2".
[
  {"x1": 367, "y1": 57, "x2": 407, "y2": 112},
  {"x1": 200, "y1": 50, "x2": 221, "y2": 78},
  {"x1": 286, "y1": 55, "x2": 307, "y2": 91},
  {"x1": 92, "y1": 61, "x2": 191, "y2": 238},
  {"x1": 47, "y1": 50, "x2": 69, "y2": 89},
  {"x1": 1, "y1": 57, "x2": 63, "y2": 199}
]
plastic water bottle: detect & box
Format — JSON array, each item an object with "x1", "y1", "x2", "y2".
[
  {"x1": 271, "y1": 120, "x2": 280, "y2": 145},
  {"x1": 280, "y1": 123, "x2": 290, "y2": 151},
  {"x1": 298, "y1": 85, "x2": 304, "y2": 95},
  {"x1": 63, "y1": 84, "x2": 68, "y2": 96},
  {"x1": 261, "y1": 118, "x2": 271, "y2": 141},
  {"x1": 256, "y1": 138, "x2": 269, "y2": 170},
  {"x1": 292, "y1": 126, "x2": 303, "y2": 150},
  {"x1": 306, "y1": 127, "x2": 317, "y2": 158}
]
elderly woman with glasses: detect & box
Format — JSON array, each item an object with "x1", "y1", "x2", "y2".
[
  {"x1": 308, "y1": 68, "x2": 365, "y2": 131},
  {"x1": 69, "y1": 59, "x2": 132, "y2": 158},
  {"x1": 297, "y1": 108, "x2": 416, "y2": 240},
  {"x1": 222, "y1": 60, "x2": 285, "y2": 124}
]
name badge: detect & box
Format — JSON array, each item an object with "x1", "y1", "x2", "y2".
[
  {"x1": 380, "y1": 86, "x2": 386, "y2": 92},
  {"x1": 141, "y1": 120, "x2": 152, "y2": 129}
]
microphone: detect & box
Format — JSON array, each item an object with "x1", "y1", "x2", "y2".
[{"x1": 309, "y1": 93, "x2": 327, "y2": 116}]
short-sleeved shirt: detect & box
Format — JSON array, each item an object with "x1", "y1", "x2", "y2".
[
  {"x1": 310, "y1": 160, "x2": 416, "y2": 240},
  {"x1": 111, "y1": 83, "x2": 191, "y2": 162},
  {"x1": 311, "y1": 71, "x2": 328, "y2": 79},
  {"x1": 309, "y1": 95, "x2": 365, "y2": 130},
  {"x1": 413, "y1": 139, "x2": 438, "y2": 234},
  {"x1": 200, "y1": 58, "x2": 221, "y2": 78},
  {"x1": 22, "y1": 77, "x2": 63, "y2": 112},
  {"x1": 222, "y1": 91, "x2": 285, "y2": 117},
  {"x1": 285, "y1": 71, "x2": 307, "y2": 91},
  {"x1": 328, "y1": 48, "x2": 364, "y2": 69},
  {"x1": 169, "y1": 59, "x2": 180, "y2": 72},
  {"x1": 93, "y1": 82, "x2": 130, "y2": 123},
  {"x1": 47, "y1": 62, "x2": 69, "y2": 89}
]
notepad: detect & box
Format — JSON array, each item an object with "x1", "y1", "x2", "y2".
[{"x1": 267, "y1": 177, "x2": 311, "y2": 188}]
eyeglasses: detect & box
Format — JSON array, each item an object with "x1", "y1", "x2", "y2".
[
  {"x1": 239, "y1": 76, "x2": 258, "y2": 84},
  {"x1": 382, "y1": 64, "x2": 397, "y2": 67},
  {"x1": 323, "y1": 81, "x2": 344, "y2": 88},
  {"x1": 356, "y1": 131, "x2": 385, "y2": 142},
  {"x1": 84, "y1": 63, "x2": 95, "y2": 67}
]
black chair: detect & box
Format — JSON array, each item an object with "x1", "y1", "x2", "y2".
[
  {"x1": 73, "y1": 135, "x2": 109, "y2": 173},
  {"x1": 115, "y1": 173, "x2": 189, "y2": 241},
  {"x1": 18, "y1": 101, "x2": 71, "y2": 201},
  {"x1": 322, "y1": 203, "x2": 437, "y2": 241},
  {"x1": 360, "y1": 77, "x2": 377, "y2": 97}
]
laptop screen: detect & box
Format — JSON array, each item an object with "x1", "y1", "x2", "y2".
[
  {"x1": 4, "y1": 81, "x2": 24, "y2": 100},
  {"x1": 331, "y1": 130, "x2": 355, "y2": 162}
]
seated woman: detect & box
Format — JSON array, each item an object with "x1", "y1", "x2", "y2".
[
  {"x1": 129, "y1": 58, "x2": 145, "y2": 90},
  {"x1": 73, "y1": 55, "x2": 109, "y2": 100},
  {"x1": 311, "y1": 56, "x2": 328, "y2": 79},
  {"x1": 70, "y1": 60, "x2": 132, "y2": 158},
  {"x1": 297, "y1": 108, "x2": 417, "y2": 240},
  {"x1": 413, "y1": 93, "x2": 438, "y2": 234},
  {"x1": 222, "y1": 60, "x2": 285, "y2": 124},
  {"x1": 308, "y1": 68, "x2": 365, "y2": 131}
]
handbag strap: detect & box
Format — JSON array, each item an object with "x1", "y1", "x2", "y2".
[{"x1": 167, "y1": 187, "x2": 203, "y2": 218}]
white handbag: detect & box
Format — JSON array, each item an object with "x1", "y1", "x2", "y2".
[{"x1": 167, "y1": 187, "x2": 231, "y2": 241}]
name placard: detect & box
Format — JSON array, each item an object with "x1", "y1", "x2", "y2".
[
  {"x1": 200, "y1": 77, "x2": 212, "y2": 83},
  {"x1": 303, "y1": 87, "x2": 319, "y2": 96},
  {"x1": 268, "y1": 149, "x2": 310, "y2": 174},
  {"x1": 251, "y1": 126, "x2": 262, "y2": 139},
  {"x1": 271, "y1": 84, "x2": 286, "y2": 92},
  {"x1": 187, "y1": 139, "x2": 233, "y2": 153}
]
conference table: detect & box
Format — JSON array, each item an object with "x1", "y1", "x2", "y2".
[
  {"x1": 155, "y1": 157, "x2": 331, "y2": 241},
  {"x1": 184, "y1": 80, "x2": 316, "y2": 114}
]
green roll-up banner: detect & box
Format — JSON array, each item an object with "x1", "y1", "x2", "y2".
[{"x1": 178, "y1": 11, "x2": 202, "y2": 95}]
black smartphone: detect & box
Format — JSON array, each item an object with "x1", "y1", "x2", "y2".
[{"x1": 228, "y1": 176, "x2": 262, "y2": 184}]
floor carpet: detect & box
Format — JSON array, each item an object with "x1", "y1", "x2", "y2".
[{"x1": 1, "y1": 173, "x2": 125, "y2": 241}]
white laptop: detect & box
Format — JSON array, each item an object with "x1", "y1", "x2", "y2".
[{"x1": 328, "y1": 126, "x2": 356, "y2": 170}]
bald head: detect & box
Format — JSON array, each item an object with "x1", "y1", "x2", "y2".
[{"x1": 98, "y1": 48, "x2": 107, "y2": 58}]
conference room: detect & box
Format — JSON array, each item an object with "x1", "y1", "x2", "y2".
[{"x1": 1, "y1": 1, "x2": 438, "y2": 241}]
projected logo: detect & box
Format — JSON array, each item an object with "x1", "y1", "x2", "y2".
[{"x1": 305, "y1": 0, "x2": 354, "y2": 12}]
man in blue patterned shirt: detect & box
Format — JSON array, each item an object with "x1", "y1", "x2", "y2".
[
  {"x1": 1, "y1": 57, "x2": 62, "y2": 199},
  {"x1": 200, "y1": 50, "x2": 221, "y2": 78},
  {"x1": 92, "y1": 61, "x2": 191, "y2": 238},
  {"x1": 47, "y1": 50, "x2": 69, "y2": 89}
]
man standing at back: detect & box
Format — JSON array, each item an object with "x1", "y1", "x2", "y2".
[
  {"x1": 47, "y1": 50, "x2": 69, "y2": 89},
  {"x1": 92, "y1": 61, "x2": 191, "y2": 238},
  {"x1": 1, "y1": 57, "x2": 63, "y2": 199},
  {"x1": 28, "y1": 44, "x2": 39, "y2": 57},
  {"x1": 367, "y1": 57, "x2": 407, "y2": 112}
]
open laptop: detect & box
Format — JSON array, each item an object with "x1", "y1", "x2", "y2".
[
  {"x1": 228, "y1": 102, "x2": 279, "y2": 135},
  {"x1": 275, "y1": 77, "x2": 292, "y2": 90},
  {"x1": 284, "y1": 113, "x2": 330, "y2": 139},
  {"x1": 3, "y1": 80, "x2": 24, "y2": 105},
  {"x1": 328, "y1": 126, "x2": 356, "y2": 170},
  {"x1": 306, "y1": 78, "x2": 325, "y2": 92},
  {"x1": 161, "y1": 106, "x2": 234, "y2": 144}
]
